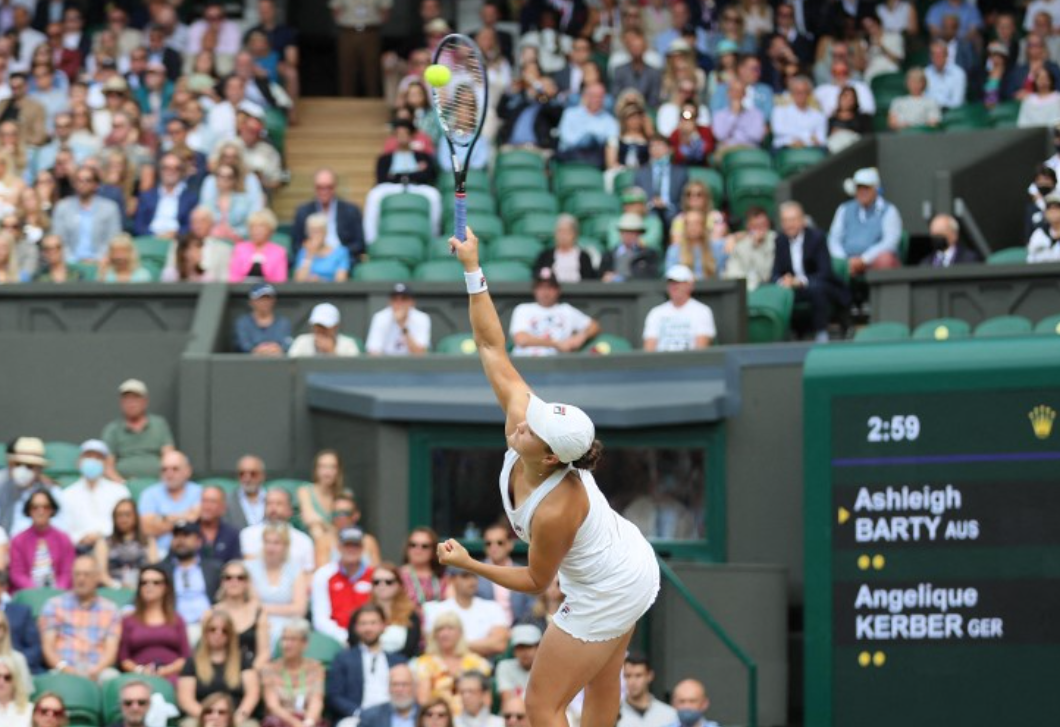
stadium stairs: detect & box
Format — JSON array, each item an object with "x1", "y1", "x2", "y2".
[{"x1": 273, "y1": 98, "x2": 391, "y2": 221}]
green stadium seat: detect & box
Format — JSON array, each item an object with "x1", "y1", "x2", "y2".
[
  {"x1": 831, "y1": 257, "x2": 850, "y2": 285},
  {"x1": 98, "y1": 586, "x2": 135, "y2": 609},
  {"x1": 870, "y1": 72, "x2": 906, "y2": 99},
  {"x1": 13, "y1": 586, "x2": 64, "y2": 617},
  {"x1": 872, "y1": 109, "x2": 892, "y2": 133},
  {"x1": 264, "y1": 478, "x2": 307, "y2": 497},
  {"x1": 942, "y1": 104, "x2": 989, "y2": 131},
  {"x1": 987, "y1": 247, "x2": 1027, "y2": 265},
  {"x1": 370, "y1": 236, "x2": 426, "y2": 268},
  {"x1": 854, "y1": 322, "x2": 911, "y2": 342},
  {"x1": 721, "y1": 148, "x2": 773, "y2": 177},
  {"x1": 496, "y1": 149, "x2": 547, "y2": 174},
  {"x1": 414, "y1": 258, "x2": 464, "y2": 281},
  {"x1": 439, "y1": 169, "x2": 490, "y2": 193},
  {"x1": 378, "y1": 214, "x2": 430, "y2": 244},
  {"x1": 501, "y1": 190, "x2": 559, "y2": 226},
  {"x1": 199, "y1": 476, "x2": 238, "y2": 493},
  {"x1": 776, "y1": 147, "x2": 828, "y2": 178},
  {"x1": 988, "y1": 100, "x2": 1020, "y2": 128},
  {"x1": 272, "y1": 231, "x2": 293, "y2": 256},
  {"x1": 513, "y1": 214, "x2": 559, "y2": 242},
  {"x1": 436, "y1": 332, "x2": 479, "y2": 355},
  {"x1": 488, "y1": 235, "x2": 544, "y2": 265},
  {"x1": 381, "y1": 193, "x2": 431, "y2": 220},
  {"x1": 44, "y1": 441, "x2": 81, "y2": 477},
  {"x1": 34, "y1": 673, "x2": 102, "y2": 727},
  {"x1": 565, "y1": 190, "x2": 622, "y2": 220},
  {"x1": 582, "y1": 333, "x2": 634, "y2": 354},
  {"x1": 71, "y1": 262, "x2": 98, "y2": 281},
  {"x1": 747, "y1": 284, "x2": 794, "y2": 343},
  {"x1": 265, "y1": 107, "x2": 287, "y2": 153},
  {"x1": 427, "y1": 236, "x2": 459, "y2": 259},
  {"x1": 465, "y1": 196, "x2": 498, "y2": 218},
  {"x1": 974, "y1": 315, "x2": 1033, "y2": 338},
  {"x1": 270, "y1": 631, "x2": 344, "y2": 666},
  {"x1": 124, "y1": 477, "x2": 155, "y2": 502},
  {"x1": 482, "y1": 260, "x2": 533, "y2": 282},
  {"x1": 728, "y1": 168, "x2": 780, "y2": 221},
  {"x1": 613, "y1": 169, "x2": 636, "y2": 193},
  {"x1": 353, "y1": 260, "x2": 412, "y2": 281},
  {"x1": 554, "y1": 165, "x2": 605, "y2": 199},
  {"x1": 583, "y1": 214, "x2": 618, "y2": 240},
  {"x1": 1034, "y1": 314, "x2": 1060, "y2": 335},
  {"x1": 578, "y1": 236, "x2": 606, "y2": 258},
  {"x1": 102, "y1": 674, "x2": 175, "y2": 726},
  {"x1": 912, "y1": 318, "x2": 971, "y2": 341},
  {"x1": 465, "y1": 213, "x2": 504, "y2": 243},
  {"x1": 495, "y1": 170, "x2": 550, "y2": 198},
  {"x1": 687, "y1": 167, "x2": 726, "y2": 205}
]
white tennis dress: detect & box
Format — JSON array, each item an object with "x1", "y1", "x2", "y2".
[{"x1": 500, "y1": 449, "x2": 660, "y2": 642}]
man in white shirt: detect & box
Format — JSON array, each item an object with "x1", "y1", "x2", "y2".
[
  {"x1": 813, "y1": 60, "x2": 876, "y2": 117},
  {"x1": 239, "y1": 488, "x2": 315, "y2": 572},
  {"x1": 617, "y1": 653, "x2": 678, "y2": 727},
  {"x1": 643, "y1": 265, "x2": 716, "y2": 351},
  {"x1": 456, "y1": 672, "x2": 503, "y2": 727},
  {"x1": 496, "y1": 624, "x2": 541, "y2": 701},
  {"x1": 61, "y1": 440, "x2": 130, "y2": 552},
  {"x1": 510, "y1": 267, "x2": 600, "y2": 356},
  {"x1": 771, "y1": 76, "x2": 827, "y2": 149},
  {"x1": 924, "y1": 39, "x2": 967, "y2": 110},
  {"x1": 289, "y1": 303, "x2": 362, "y2": 358},
  {"x1": 424, "y1": 570, "x2": 510, "y2": 658},
  {"x1": 366, "y1": 283, "x2": 431, "y2": 356}
]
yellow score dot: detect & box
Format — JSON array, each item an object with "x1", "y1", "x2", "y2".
[
  {"x1": 857, "y1": 555, "x2": 871, "y2": 570},
  {"x1": 858, "y1": 652, "x2": 871, "y2": 667},
  {"x1": 872, "y1": 554, "x2": 886, "y2": 570},
  {"x1": 873, "y1": 651, "x2": 886, "y2": 667}
]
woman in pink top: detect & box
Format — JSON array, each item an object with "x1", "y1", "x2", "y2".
[
  {"x1": 9, "y1": 489, "x2": 75, "y2": 592},
  {"x1": 228, "y1": 209, "x2": 288, "y2": 283}
]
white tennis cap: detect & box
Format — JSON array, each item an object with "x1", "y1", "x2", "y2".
[
  {"x1": 309, "y1": 303, "x2": 341, "y2": 328},
  {"x1": 526, "y1": 393, "x2": 595, "y2": 464}
]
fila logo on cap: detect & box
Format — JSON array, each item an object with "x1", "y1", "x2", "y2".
[{"x1": 553, "y1": 405, "x2": 566, "y2": 415}]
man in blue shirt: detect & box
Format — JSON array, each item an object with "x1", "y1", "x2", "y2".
[
  {"x1": 925, "y1": 0, "x2": 982, "y2": 40},
  {"x1": 556, "y1": 83, "x2": 618, "y2": 167},
  {"x1": 159, "y1": 520, "x2": 220, "y2": 642},
  {"x1": 233, "y1": 283, "x2": 293, "y2": 355},
  {"x1": 827, "y1": 167, "x2": 903, "y2": 276},
  {"x1": 138, "y1": 450, "x2": 204, "y2": 557}
]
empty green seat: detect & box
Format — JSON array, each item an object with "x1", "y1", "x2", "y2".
[
  {"x1": 986, "y1": 247, "x2": 1027, "y2": 265},
  {"x1": 124, "y1": 477, "x2": 155, "y2": 502},
  {"x1": 988, "y1": 100, "x2": 1020, "y2": 128},
  {"x1": 496, "y1": 149, "x2": 547, "y2": 174},
  {"x1": 353, "y1": 259, "x2": 412, "y2": 281},
  {"x1": 501, "y1": 190, "x2": 559, "y2": 225},
  {"x1": 912, "y1": 318, "x2": 971, "y2": 341},
  {"x1": 565, "y1": 190, "x2": 621, "y2": 220},
  {"x1": 265, "y1": 107, "x2": 287, "y2": 153},
  {"x1": 370, "y1": 236, "x2": 425, "y2": 268},
  {"x1": 44, "y1": 441, "x2": 81, "y2": 477},
  {"x1": 513, "y1": 214, "x2": 559, "y2": 242},
  {"x1": 102, "y1": 674, "x2": 175, "y2": 726},
  {"x1": 436, "y1": 332, "x2": 478, "y2": 355},
  {"x1": 34, "y1": 673, "x2": 102, "y2": 726},
  {"x1": 854, "y1": 322, "x2": 911, "y2": 342},
  {"x1": 98, "y1": 586, "x2": 136, "y2": 608},
  {"x1": 381, "y1": 193, "x2": 431, "y2": 219},
  {"x1": 199, "y1": 476, "x2": 238, "y2": 493},
  {"x1": 428, "y1": 235, "x2": 458, "y2": 259},
  {"x1": 721, "y1": 148, "x2": 773, "y2": 177},
  {"x1": 13, "y1": 586, "x2": 64, "y2": 617},
  {"x1": 465, "y1": 194, "x2": 498, "y2": 216},
  {"x1": 378, "y1": 214, "x2": 430, "y2": 244},
  {"x1": 942, "y1": 104, "x2": 989, "y2": 130},
  {"x1": 71, "y1": 262, "x2": 98, "y2": 281},
  {"x1": 465, "y1": 213, "x2": 504, "y2": 243},
  {"x1": 582, "y1": 334, "x2": 634, "y2": 354},
  {"x1": 554, "y1": 165, "x2": 605, "y2": 198},
  {"x1": 728, "y1": 168, "x2": 780, "y2": 221},
  {"x1": 414, "y1": 258, "x2": 464, "y2": 281},
  {"x1": 133, "y1": 235, "x2": 171, "y2": 263},
  {"x1": 482, "y1": 260, "x2": 533, "y2": 282},
  {"x1": 489, "y1": 235, "x2": 544, "y2": 265},
  {"x1": 776, "y1": 147, "x2": 828, "y2": 178},
  {"x1": 687, "y1": 167, "x2": 725, "y2": 204},
  {"x1": 613, "y1": 168, "x2": 636, "y2": 193},
  {"x1": 974, "y1": 315, "x2": 1032, "y2": 338},
  {"x1": 747, "y1": 284, "x2": 794, "y2": 343},
  {"x1": 1035, "y1": 314, "x2": 1060, "y2": 335},
  {"x1": 272, "y1": 231, "x2": 292, "y2": 255}
]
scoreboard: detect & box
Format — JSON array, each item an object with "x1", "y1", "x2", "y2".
[{"x1": 804, "y1": 337, "x2": 1060, "y2": 726}]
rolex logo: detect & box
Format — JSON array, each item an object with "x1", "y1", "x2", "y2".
[{"x1": 1029, "y1": 405, "x2": 1056, "y2": 440}]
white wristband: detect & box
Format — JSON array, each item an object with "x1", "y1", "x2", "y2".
[{"x1": 464, "y1": 268, "x2": 488, "y2": 295}]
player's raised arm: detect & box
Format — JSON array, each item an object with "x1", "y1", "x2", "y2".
[{"x1": 451, "y1": 228, "x2": 530, "y2": 430}]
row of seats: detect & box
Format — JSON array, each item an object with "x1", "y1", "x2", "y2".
[
  {"x1": 855, "y1": 313, "x2": 1060, "y2": 342},
  {"x1": 871, "y1": 71, "x2": 1020, "y2": 133}
]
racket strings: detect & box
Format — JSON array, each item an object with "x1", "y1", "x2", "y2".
[{"x1": 434, "y1": 41, "x2": 486, "y2": 147}]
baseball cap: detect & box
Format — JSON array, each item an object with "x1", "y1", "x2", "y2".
[
  {"x1": 511, "y1": 624, "x2": 543, "y2": 646},
  {"x1": 237, "y1": 100, "x2": 265, "y2": 121},
  {"x1": 1045, "y1": 192, "x2": 1060, "y2": 207},
  {"x1": 119, "y1": 378, "x2": 149, "y2": 396},
  {"x1": 617, "y1": 212, "x2": 646, "y2": 232},
  {"x1": 392, "y1": 282, "x2": 413, "y2": 296},
  {"x1": 525, "y1": 393, "x2": 595, "y2": 464},
  {"x1": 666, "y1": 264, "x2": 696, "y2": 283},
  {"x1": 339, "y1": 527, "x2": 364, "y2": 544},
  {"x1": 533, "y1": 267, "x2": 559, "y2": 286},
  {"x1": 249, "y1": 282, "x2": 276, "y2": 300},
  {"x1": 309, "y1": 303, "x2": 341, "y2": 328},
  {"x1": 80, "y1": 439, "x2": 110, "y2": 457}
]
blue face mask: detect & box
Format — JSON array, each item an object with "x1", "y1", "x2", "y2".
[
  {"x1": 79, "y1": 458, "x2": 105, "y2": 480},
  {"x1": 677, "y1": 709, "x2": 703, "y2": 727}
]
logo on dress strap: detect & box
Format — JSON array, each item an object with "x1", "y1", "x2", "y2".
[
  {"x1": 553, "y1": 405, "x2": 566, "y2": 415},
  {"x1": 560, "y1": 603, "x2": 571, "y2": 616}
]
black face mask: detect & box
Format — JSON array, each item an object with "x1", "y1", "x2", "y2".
[
  {"x1": 1039, "y1": 184, "x2": 1056, "y2": 196},
  {"x1": 930, "y1": 235, "x2": 949, "y2": 252}
]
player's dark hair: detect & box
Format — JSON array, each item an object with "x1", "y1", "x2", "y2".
[{"x1": 572, "y1": 439, "x2": 604, "y2": 471}]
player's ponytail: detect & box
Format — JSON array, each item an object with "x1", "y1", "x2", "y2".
[{"x1": 572, "y1": 439, "x2": 604, "y2": 471}]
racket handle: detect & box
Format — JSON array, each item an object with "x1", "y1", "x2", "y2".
[{"x1": 454, "y1": 192, "x2": 467, "y2": 242}]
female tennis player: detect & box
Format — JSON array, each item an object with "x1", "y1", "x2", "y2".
[{"x1": 438, "y1": 228, "x2": 660, "y2": 727}]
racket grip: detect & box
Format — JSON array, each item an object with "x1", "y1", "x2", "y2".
[{"x1": 454, "y1": 192, "x2": 467, "y2": 242}]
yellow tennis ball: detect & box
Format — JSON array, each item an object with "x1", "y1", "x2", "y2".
[{"x1": 425, "y1": 64, "x2": 452, "y2": 87}]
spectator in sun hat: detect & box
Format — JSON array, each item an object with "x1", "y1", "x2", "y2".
[
  {"x1": 61, "y1": 440, "x2": 131, "y2": 553},
  {"x1": 289, "y1": 303, "x2": 361, "y2": 358},
  {"x1": 600, "y1": 213, "x2": 661, "y2": 282},
  {"x1": 366, "y1": 282, "x2": 431, "y2": 356},
  {"x1": 0, "y1": 436, "x2": 66, "y2": 536},
  {"x1": 510, "y1": 266, "x2": 600, "y2": 356},
  {"x1": 233, "y1": 282, "x2": 293, "y2": 355},
  {"x1": 101, "y1": 378, "x2": 176, "y2": 482},
  {"x1": 607, "y1": 186, "x2": 664, "y2": 251},
  {"x1": 826, "y1": 166, "x2": 903, "y2": 275}
]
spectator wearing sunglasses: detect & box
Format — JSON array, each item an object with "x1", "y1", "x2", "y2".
[
  {"x1": 223, "y1": 456, "x2": 268, "y2": 530},
  {"x1": 112, "y1": 680, "x2": 152, "y2": 727},
  {"x1": 117, "y1": 565, "x2": 190, "y2": 682},
  {"x1": 158, "y1": 521, "x2": 222, "y2": 643},
  {"x1": 31, "y1": 692, "x2": 66, "y2": 727}
]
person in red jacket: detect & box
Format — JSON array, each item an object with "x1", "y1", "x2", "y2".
[
  {"x1": 668, "y1": 103, "x2": 715, "y2": 166},
  {"x1": 310, "y1": 527, "x2": 374, "y2": 644}
]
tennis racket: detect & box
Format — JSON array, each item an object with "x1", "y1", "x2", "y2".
[{"x1": 430, "y1": 34, "x2": 489, "y2": 243}]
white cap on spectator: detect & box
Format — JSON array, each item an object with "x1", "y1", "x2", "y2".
[
  {"x1": 851, "y1": 167, "x2": 881, "y2": 189},
  {"x1": 511, "y1": 624, "x2": 542, "y2": 646},
  {"x1": 617, "y1": 212, "x2": 646, "y2": 232},
  {"x1": 425, "y1": 18, "x2": 451, "y2": 34},
  {"x1": 102, "y1": 76, "x2": 129, "y2": 94},
  {"x1": 80, "y1": 439, "x2": 110, "y2": 457},
  {"x1": 309, "y1": 303, "x2": 341, "y2": 328},
  {"x1": 667, "y1": 38, "x2": 692, "y2": 55},
  {"x1": 666, "y1": 264, "x2": 696, "y2": 283},
  {"x1": 119, "y1": 378, "x2": 149, "y2": 396},
  {"x1": 237, "y1": 100, "x2": 266, "y2": 121}
]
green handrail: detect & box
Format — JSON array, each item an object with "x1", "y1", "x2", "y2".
[{"x1": 656, "y1": 558, "x2": 758, "y2": 727}]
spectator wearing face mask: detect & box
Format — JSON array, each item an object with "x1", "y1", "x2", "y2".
[
  {"x1": 1025, "y1": 163, "x2": 1057, "y2": 241},
  {"x1": 668, "y1": 679, "x2": 720, "y2": 727},
  {"x1": 59, "y1": 440, "x2": 130, "y2": 555},
  {"x1": 0, "y1": 437, "x2": 66, "y2": 537}
]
